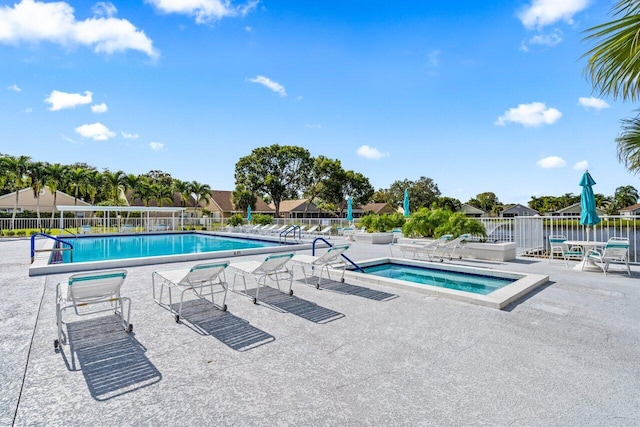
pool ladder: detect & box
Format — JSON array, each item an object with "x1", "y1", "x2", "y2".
[
  {"x1": 30, "y1": 233, "x2": 73, "y2": 264},
  {"x1": 312, "y1": 237, "x2": 364, "y2": 272}
]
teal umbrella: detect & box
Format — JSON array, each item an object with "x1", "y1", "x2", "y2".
[
  {"x1": 247, "y1": 205, "x2": 252, "y2": 222},
  {"x1": 346, "y1": 197, "x2": 353, "y2": 222},
  {"x1": 403, "y1": 189, "x2": 410, "y2": 217},
  {"x1": 579, "y1": 170, "x2": 601, "y2": 241}
]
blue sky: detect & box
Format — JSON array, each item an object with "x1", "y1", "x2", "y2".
[{"x1": 0, "y1": 0, "x2": 637, "y2": 205}]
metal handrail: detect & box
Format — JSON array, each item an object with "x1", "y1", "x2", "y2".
[
  {"x1": 30, "y1": 233, "x2": 73, "y2": 264},
  {"x1": 280, "y1": 225, "x2": 301, "y2": 243},
  {"x1": 312, "y1": 237, "x2": 364, "y2": 272}
]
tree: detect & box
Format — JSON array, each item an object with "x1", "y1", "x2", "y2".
[
  {"x1": 468, "y1": 192, "x2": 500, "y2": 213},
  {"x1": 340, "y1": 170, "x2": 374, "y2": 215},
  {"x1": 151, "y1": 183, "x2": 174, "y2": 207},
  {"x1": 613, "y1": 185, "x2": 639, "y2": 209},
  {"x1": 234, "y1": 144, "x2": 314, "y2": 216},
  {"x1": 85, "y1": 170, "x2": 104, "y2": 205},
  {"x1": 142, "y1": 170, "x2": 173, "y2": 187},
  {"x1": 583, "y1": 1, "x2": 640, "y2": 173},
  {"x1": 66, "y1": 167, "x2": 88, "y2": 205},
  {"x1": 232, "y1": 184, "x2": 256, "y2": 215},
  {"x1": 173, "y1": 179, "x2": 191, "y2": 208},
  {"x1": 303, "y1": 156, "x2": 345, "y2": 207},
  {"x1": 385, "y1": 177, "x2": 440, "y2": 212},
  {"x1": 431, "y1": 196, "x2": 462, "y2": 212},
  {"x1": 190, "y1": 181, "x2": 212, "y2": 216},
  {"x1": 45, "y1": 163, "x2": 67, "y2": 224},
  {"x1": 27, "y1": 161, "x2": 47, "y2": 229},
  {"x1": 0, "y1": 155, "x2": 31, "y2": 229},
  {"x1": 103, "y1": 170, "x2": 126, "y2": 205}
]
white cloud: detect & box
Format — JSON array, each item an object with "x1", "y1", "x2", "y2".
[
  {"x1": 248, "y1": 75, "x2": 286, "y2": 97},
  {"x1": 149, "y1": 141, "x2": 164, "y2": 151},
  {"x1": 427, "y1": 49, "x2": 440, "y2": 67},
  {"x1": 75, "y1": 122, "x2": 115, "y2": 140},
  {"x1": 536, "y1": 156, "x2": 566, "y2": 169},
  {"x1": 305, "y1": 123, "x2": 323, "y2": 129},
  {"x1": 0, "y1": 0, "x2": 158, "y2": 58},
  {"x1": 495, "y1": 102, "x2": 562, "y2": 127},
  {"x1": 518, "y1": 0, "x2": 589, "y2": 30},
  {"x1": 356, "y1": 145, "x2": 389, "y2": 160},
  {"x1": 529, "y1": 31, "x2": 563, "y2": 47},
  {"x1": 23, "y1": 107, "x2": 32, "y2": 113},
  {"x1": 91, "y1": 2, "x2": 117, "y2": 18},
  {"x1": 121, "y1": 131, "x2": 139, "y2": 139},
  {"x1": 578, "y1": 96, "x2": 610, "y2": 110},
  {"x1": 148, "y1": 0, "x2": 259, "y2": 24},
  {"x1": 91, "y1": 102, "x2": 108, "y2": 113},
  {"x1": 573, "y1": 160, "x2": 589, "y2": 170},
  {"x1": 7, "y1": 83, "x2": 21, "y2": 92},
  {"x1": 245, "y1": 26, "x2": 252, "y2": 32},
  {"x1": 45, "y1": 90, "x2": 92, "y2": 111}
]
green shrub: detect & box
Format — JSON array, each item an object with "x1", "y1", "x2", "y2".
[
  {"x1": 226, "y1": 214, "x2": 244, "y2": 227},
  {"x1": 359, "y1": 212, "x2": 406, "y2": 233},
  {"x1": 5, "y1": 230, "x2": 15, "y2": 237},
  {"x1": 402, "y1": 208, "x2": 486, "y2": 238},
  {"x1": 16, "y1": 230, "x2": 26, "y2": 236},
  {"x1": 250, "y1": 213, "x2": 273, "y2": 226}
]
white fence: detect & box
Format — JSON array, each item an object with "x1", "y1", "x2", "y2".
[{"x1": 3, "y1": 215, "x2": 638, "y2": 263}]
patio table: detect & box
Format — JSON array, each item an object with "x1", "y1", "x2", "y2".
[{"x1": 565, "y1": 240, "x2": 606, "y2": 271}]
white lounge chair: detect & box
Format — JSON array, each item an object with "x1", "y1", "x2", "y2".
[
  {"x1": 439, "y1": 233, "x2": 471, "y2": 260},
  {"x1": 317, "y1": 226, "x2": 333, "y2": 236},
  {"x1": 79, "y1": 224, "x2": 92, "y2": 234},
  {"x1": 230, "y1": 253, "x2": 295, "y2": 304},
  {"x1": 585, "y1": 237, "x2": 631, "y2": 276},
  {"x1": 258, "y1": 224, "x2": 278, "y2": 234},
  {"x1": 391, "y1": 234, "x2": 452, "y2": 260},
  {"x1": 302, "y1": 225, "x2": 319, "y2": 236},
  {"x1": 292, "y1": 244, "x2": 351, "y2": 288},
  {"x1": 55, "y1": 269, "x2": 132, "y2": 349},
  {"x1": 152, "y1": 261, "x2": 230, "y2": 323}
]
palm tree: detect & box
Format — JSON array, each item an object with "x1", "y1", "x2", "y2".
[
  {"x1": 190, "y1": 181, "x2": 212, "y2": 217},
  {"x1": 173, "y1": 179, "x2": 192, "y2": 208},
  {"x1": 134, "y1": 179, "x2": 153, "y2": 207},
  {"x1": 45, "y1": 163, "x2": 67, "y2": 226},
  {"x1": 27, "y1": 161, "x2": 47, "y2": 229},
  {"x1": 66, "y1": 167, "x2": 88, "y2": 205},
  {"x1": 0, "y1": 155, "x2": 31, "y2": 229},
  {"x1": 150, "y1": 183, "x2": 174, "y2": 207},
  {"x1": 103, "y1": 170, "x2": 126, "y2": 205},
  {"x1": 583, "y1": 1, "x2": 640, "y2": 173},
  {"x1": 232, "y1": 184, "x2": 256, "y2": 215},
  {"x1": 85, "y1": 170, "x2": 104, "y2": 205},
  {"x1": 614, "y1": 185, "x2": 639, "y2": 209}
]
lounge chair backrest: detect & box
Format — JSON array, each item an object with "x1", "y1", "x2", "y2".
[
  {"x1": 306, "y1": 225, "x2": 319, "y2": 233},
  {"x1": 319, "y1": 226, "x2": 332, "y2": 234},
  {"x1": 548, "y1": 235, "x2": 566, "y2": 245},
  {"x1": 315, "y1": 244, "x2": 350, "y2": 264},
  {"x1": 68, "y1": 270, "x2": 127, "y2": 301},
  {"x1": 182, "y1": 262, "x2": 229, "y2": 285},
  {"x1": 255, "y1": 253, "x2": 294, "y2": 274}
]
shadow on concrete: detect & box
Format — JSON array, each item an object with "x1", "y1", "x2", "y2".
[
  {"x1": 300, "y1": 278, "x2": 398, "y2": 302},
  {"x1": 61, "y1": 316, "x2": 161, "y2": 401},
  {"x1": 502, "y1": 280, "x2": 557, "y2": 312},
  {"x1": 255, "y1": 287, "x2": 344, "y2": 324},
  {"x1": 171, "y1": 299, "x2": 275, "y2": 351}
]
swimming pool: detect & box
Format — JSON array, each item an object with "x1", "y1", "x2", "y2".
[
  {"x1": 29, "y1": 232, "x2": 310, "y2": 276},
  {"x1": 345, "y1": 258, "x2": 548, "y2": 309},
  {"x1": 360, "y1": 263, "x2": 515, "y2": 295},
  {"x1": 59, "y1": 233, "x2": 279, "y2": 263}
]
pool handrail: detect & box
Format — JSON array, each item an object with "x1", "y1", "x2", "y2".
[
  {"x1": 312, "y1": 237, "x2": 364, "y2": 272},
  {"x1": 30, "y1": 233, "x2": 74, "y2": 264},
  {"x1": 280, "y1": 225, "x2": 301, "y2": 243}
]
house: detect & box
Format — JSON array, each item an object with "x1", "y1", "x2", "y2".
[
  {"x1": 276, "y1": 199, "x2": 324, "y2": 219},
  {"x1": 619, "y1": 203, "x2": 640, "y2": 217},
  {"x1": 500, "y1": 204, "x2": 539, "y2": 218},
  {"x1": 459, "y1": 203, "x2": 485, "y2": 218},
  {"x1": 553, "y1": 203, "x2": 606, "y2": 217},
  {"x1": 0, "y1": 188, "x2": 90, "y2": 213},
  {"x1": 360, "y1": 203, "x2": 395, "y2": 215},
  {"x1": 206, "y1": 190, "x2": 273, "y2": 220}
]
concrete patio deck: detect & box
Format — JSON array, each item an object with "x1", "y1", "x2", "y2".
[{"x1": 2, "y1": 237, "x2": 639, "y2": 426}]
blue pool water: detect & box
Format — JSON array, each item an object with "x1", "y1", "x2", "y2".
[
  {"x1": 361, "y1": 263, "x2": 515, "y2": 295},
  {"x1": 60, "y1": 233, "x2": 279, "y2": 263}
]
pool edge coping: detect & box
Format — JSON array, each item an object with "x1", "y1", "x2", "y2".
[{"x1": 343, "y1": 257, "x2": 549, "y2": 310}]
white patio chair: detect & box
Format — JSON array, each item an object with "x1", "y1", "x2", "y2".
[
  {"x1": 585, "y1": 237, "x2": 631, "y2": 276},
  {"x1": 152, "y1": 261, "x2": 230, "y2": 323},
  {"x1": 548, "y1": 235, "x2": 567, "y2": 263},
  {"x1": 55, "y1": 269, "x2": 132, "y2": 349},
  {"x1": 292, "y1": 244, "x2": 351, "y2": 288},
  {"x1": 391, "y1": 234, "x2": 452, "y2": 260},
  {"x1": 438, "y1": 233, "x2": 471, "y2": 260},
  {"x1": 230, "y1": 253, "x2": 295, "y2": 304}
]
